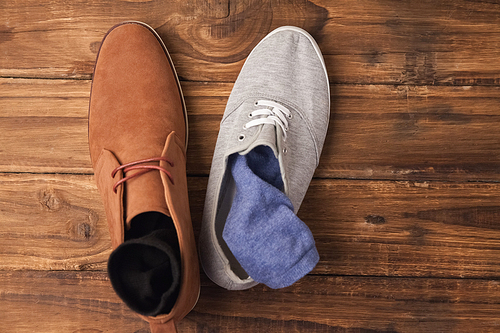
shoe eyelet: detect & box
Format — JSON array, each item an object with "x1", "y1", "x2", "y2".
[
  {"x1": 248, "y1": 113, "x2": 253, "y2": 118},
  {"x1": 238, "y1": 134, "x2": 246, "y2": 141},
  {"x1": 287, "y1": 113, "x2": 293, "y2": 119},
  {"x1": 283, "y1": 147, "x2": 287, "y2": 154},
  {"x1": 254, "y1": 101, "x2": 259, "y2": 106}
]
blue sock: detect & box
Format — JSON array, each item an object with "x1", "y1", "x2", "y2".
[{"x1": 222, "y1": 145, "x2": 319, "y2": 289}]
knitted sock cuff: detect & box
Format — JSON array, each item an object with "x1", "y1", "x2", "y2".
[{"x1": 108, "y1": 228, "x2": 181, "y2": 316}]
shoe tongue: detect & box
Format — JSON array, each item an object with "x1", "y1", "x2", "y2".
[
  {"x1": 124, "y1": 168, "x2": 170, "y2": 228},
  {"x1": 237, "y1": 123, "x2": 281, "y2": 158}
]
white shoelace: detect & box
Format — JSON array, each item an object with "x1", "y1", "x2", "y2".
[{"x1": 243, "y1": 100, "x2": 292, "y2": 141}]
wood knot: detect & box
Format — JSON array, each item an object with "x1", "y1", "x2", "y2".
[
  {"x1": 77, "y1": 222, "x2": 92, "y2": 240},
  {"x1": 38, "y1": 187, "x2": 99, "y2": 242},
  {"x1": 89, "y1": 41, "x2": 101, "y2": 54},
  {"x1": 0, "y1": 25, "x2": 14, "y2": 44},
  {"x1": 69, "y1": 212, "x2": 98, "y2": 242},
  {"x1": 365, "y1": 215, "x2": 386, "y2": 224},
  {"x1": 405, "y1": 224, "x2": 429, "y2": 246},
  {"x1": 407, "y1": 224, "x2": 429, "y2": 238},
  {"x1": 38, "y1": 188, "x2": 63, "y2": 211}
]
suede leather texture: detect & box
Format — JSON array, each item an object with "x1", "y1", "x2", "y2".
[
  {"x1": 94, "y1": 148, "x2": 124, "y2": 249},
  {"x1": 89, "y1": 22, "x2": 185, "y2": 226},
  {"x1": 144, "y1": 132, "x2": 200, "y2": 325},
  {"x1": 88, "y1": 21, "x2": 199, "y2": 332}
]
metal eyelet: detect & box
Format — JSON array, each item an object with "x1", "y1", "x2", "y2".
[
  {"x1": 238, "y1": 134, "x2": 246, "y2": 141},
  {"x1": 248, "y1": 113, "x2": 253, "y2": 118},
  {"x1": 283, "y1": 147, "x2": 287, "y2": 154},
  {"x1": 287, "y1": 113, "x2": 293, "y2": 119},
  {"x1": 254, "y1": 101, "x2": 259, "y2": 106}
]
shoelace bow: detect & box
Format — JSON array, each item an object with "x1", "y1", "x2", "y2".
[
  {"x1": 111, "y1": 157, "x2": 174, "y2": 193},
  {"x1": 244, "y1": 100, "x2": 292, "y2": 140}
]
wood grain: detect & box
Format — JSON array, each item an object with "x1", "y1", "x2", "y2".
[
  {"x1": 302, "y1": 179, "x2": 500, "y2": 277},
  {"x1": 0, "y1": 173, "x2": 110, "y2": 271},
  {"x1": 0, "y1": 271, "x2": 149, "y2": 332},
  {"x1": 2, "y1": 78, "x2": 500, "y2": 180},
  {"x1": 2, "y1": 173, "x2": 500, "y2": 279},
  {"x1": 1, "y1": 271, "x2": 500, "y2": 333},
  {"x1": 196, "y1": 275, "x2": 500, "y2": 333},
  {"x1": 2, "y1": 0, "x2": 500, "y2": 84},
  {"x1": 3, "y1": 1, "x2": 500, "y2": 331}
]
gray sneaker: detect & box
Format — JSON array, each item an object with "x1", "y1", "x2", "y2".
[{"x1": 199, "y1": 26, "x2": 330, "y2": 290}]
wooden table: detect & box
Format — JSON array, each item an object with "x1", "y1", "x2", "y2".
[{"x1": 2, "y1": 0, "x2": 500, "y2": 332}]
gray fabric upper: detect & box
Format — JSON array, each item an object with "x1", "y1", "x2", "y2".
[{"x1": 199, "y1": 26, "x2": 330, "y2": 290}]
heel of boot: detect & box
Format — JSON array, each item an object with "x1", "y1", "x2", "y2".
[{"x1": 149, "y1": 320, "x2": 177, "y2": 333}]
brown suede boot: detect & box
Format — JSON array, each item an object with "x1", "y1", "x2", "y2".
[{"x1": 89, "y1": 21, "x2": 199, "y2": 333}]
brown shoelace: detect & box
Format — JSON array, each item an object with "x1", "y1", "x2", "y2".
[{"x1": 111, "y1": 157, "x2": 174, "y2": 193}]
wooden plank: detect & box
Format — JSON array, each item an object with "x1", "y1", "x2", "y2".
[
  {"x1": 3, "y1": 78, "x2": 500, "y2": 181},
  {"x1": 2, "y1": 0, "x2": 500, "y2": 84},
  {"x1": 197, "y1": 275, "x2": 500, "y2": 333},
  {"x1": 319, "y1": 84, "x2": 500, "y2": 181},
  {"x1": 0, "y1": 78, "x2": 92, "y2": 174},
  {"x1": 0, "y1": 173, "x2": 110, "y2": 271},
  {"x1": 0, "y1": 271, "x2": 149, "y2": 332},
  {"x1": 1, "y1": 271, "x2": 500, "y2": 332},
  {"x1": 2, "y1": 173, "x2": 500, "y2": 279},
  {"x1": 302, "y1": 180, "x2": 500, "y2": 277}
]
